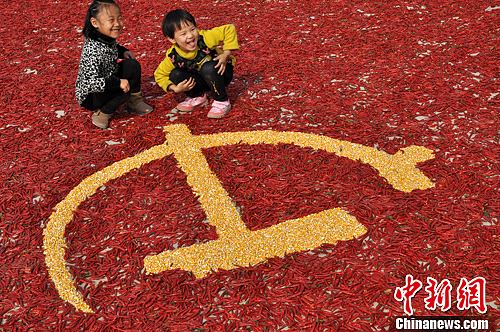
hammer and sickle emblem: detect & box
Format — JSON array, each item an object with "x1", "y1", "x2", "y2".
[{"x1": 43, "y1": 124, "x2": 435, "y2": 313}]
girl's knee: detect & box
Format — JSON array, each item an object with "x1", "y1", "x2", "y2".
[
  {"x1": 169, "y1": 68, "x2": 190, "y2": 84},
  {"x1": 199, "y1": 61, "x2": 218, "y2": 77},
  {"x1": 121, "y1": 58, "x2": 141, "y2": 68},
  {"x1": 119, "y1": 58, "x2": 141, "y2": 82}
]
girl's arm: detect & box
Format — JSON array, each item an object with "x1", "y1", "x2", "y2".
[
  {"x1": 202, "y1": 24, "x2": 239, "y2": 74},
  {"x1": 154, "y1": 55, "x2": 176, "y2": 92},
  {"x1": 201, "y1": 24, "x2": 239, "y2": 51}
]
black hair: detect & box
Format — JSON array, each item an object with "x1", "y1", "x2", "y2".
[
  {"x1": 82, "y1": 0, "x2": 119, "y2": 37},
  {"x1": 161, "y1": 9, "x2": 196, "y2": 38}
]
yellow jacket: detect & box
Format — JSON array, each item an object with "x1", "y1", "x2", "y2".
[{"x1": 154, "y1": 24, "x2": 239, "y2": 92}]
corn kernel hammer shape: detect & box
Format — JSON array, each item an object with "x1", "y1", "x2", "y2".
[{"x1": 43, "y1": 124, "x2": 435, "y2": 313}]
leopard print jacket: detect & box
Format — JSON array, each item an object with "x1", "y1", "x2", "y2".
[{"x1": 75, "y1": 30, "x2": 127, "y2": 105}]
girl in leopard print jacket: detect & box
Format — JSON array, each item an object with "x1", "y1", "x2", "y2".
[{"x1": 75, "y1": 0, "x2": 153, "y2": 129}]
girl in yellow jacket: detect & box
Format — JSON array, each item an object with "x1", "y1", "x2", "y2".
[{"x1": 154, "y1": 9, "x2": 239, "y2": 118}]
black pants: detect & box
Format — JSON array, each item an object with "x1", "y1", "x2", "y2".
[
  {"x1": 169, "y1": 61, "x2": 233, "y2": 101},
  {"x1": 81, "y1": 58, "x2": 142, "y2": 114}
]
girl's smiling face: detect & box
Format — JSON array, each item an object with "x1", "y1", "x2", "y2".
[
  {"x1": 168, "y1": 21, "x2": 199, "y2": 52},
  {"x1": 91, "y1": 4, "x2": 123, "y2": 39}
]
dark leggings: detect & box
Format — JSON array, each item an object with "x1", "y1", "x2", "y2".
[
  {"x1": 169, "y1": 61, "x2": 233, "y2": 101},
  {"x1": 81, "y1": 58, "x2": 141, "y2": 114}
]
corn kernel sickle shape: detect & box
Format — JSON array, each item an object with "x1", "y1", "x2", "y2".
[{"x1": 43, "y1": 124, "x2": 435, "y2": 313}]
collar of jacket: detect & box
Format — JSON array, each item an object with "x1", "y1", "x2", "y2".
[{"x1": 88, "y1": 29, "x2": 116, "y2": 46}]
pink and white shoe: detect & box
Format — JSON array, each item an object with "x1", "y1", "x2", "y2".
[
  {"x1": 207, "y1": 100, "x2": 231, "y2": 118},
  {"x1": 175, "y1": 94, "x2": 208, "y2": 113}
]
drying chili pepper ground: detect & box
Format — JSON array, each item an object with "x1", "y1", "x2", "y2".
[{"x1": 0, "y1": 0, "x2": 498, "y2": 331}]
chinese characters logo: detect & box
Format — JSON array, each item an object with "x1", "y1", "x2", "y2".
[{"x1": 394, "y1": 274, "x2": 487, "y2": 315}]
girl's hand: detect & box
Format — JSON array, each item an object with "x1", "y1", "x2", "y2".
[
  {"x1": 214, "y1": 50, "x2": 231, "y2": 75},
  {"x1": 120, "y1": 79, "x2": 130, "y2": 93},
  {"x1": 123, "y1": 51, "x2": 135, "y2": 59},
  {"x1": 171, "y1": 78, "x2": 195, "y2": 93}
]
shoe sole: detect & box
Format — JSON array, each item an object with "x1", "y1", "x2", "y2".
[
  {"x1": 92, "y1": 121, "x2": 108, "y2": 129},
  {"x1": 92, "y1": 115, "x2": 110, "y2": 129},
  {"x1": 207, "y1": 106, "x2": 231, "y2": 119},
  {"x1": 176, "y1": 101, "x2": 208, "y2": 113},
  {"x1": 127, "y1": 108, "x2": 154, "y2": 116}
]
